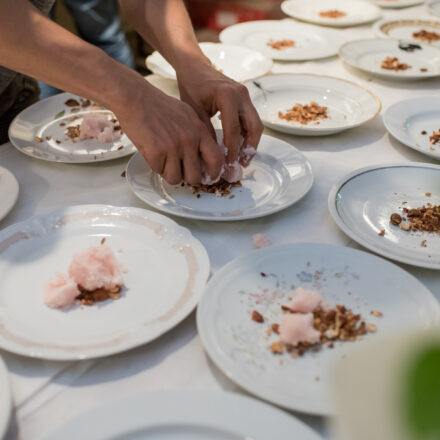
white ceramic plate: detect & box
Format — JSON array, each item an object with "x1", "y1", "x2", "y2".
[
  {"x1": 146, "y1": 43, "x2": 272, "y2": 83},
  {"x1": 126, "y1": 131, "x2": 313, "y2": 221},
  {"x1": 281, "y1": 0, "x2": 382, "y2": 27},
  {"x1": 245, "y1": 74, "x2": 381, "y2": 136},
  {"x1": 219, "y1": 20, "x2": 346, "y2": 61},
  {"x1": 8, "y1": 93, "x2": 136, "y2": 164},
  {"x1": 383, "y1": 97, "x2": 440, "y2": 160},
  {"x1": 371, "y1": 0, "x2": 424, "y2": 9},
  {"x1": 0, "y1": 166, "x2": 19, "y2": 222},
  {"x1": 44, "y1": 391, "x2": 323, "y2": 440},
  {"x1": 0, "y1": 205, "x2": 210, "y2": 360},
  {"x1": 197, "y1": 243, "x2": 440, "y2": 415},
  {"x1": 329, "y1": 164, "x2": 440, "y2": 269},
  {"x1": 374, "y1": 18, "x2": 440, "y2": 47},
  {"x1": 340, "y1": 38, "x2": 440, "y2": 80},
  {"x1": 428, "y1": 0, "x2": 440, "y2": 16},
  {"x1": 0, "y1": 356, "x2": 11, "y2": 440}
]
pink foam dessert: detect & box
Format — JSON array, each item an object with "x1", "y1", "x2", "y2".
[
  {"x1": 279, "y1": 313, "x2": 321, "y2": 346},
  {"x1": 68, "y1": 245, "x2": 123, "y2": 291},
  {"x1": 253, "y1": 233, "x2": 271, "y2": 249},
  {"x1": 79, "y1": 113, "x2": 120, "y2": 143},
  {"x1": 289, "y1": 287, "x2": 323, "y2": 313},
  {"x1": 44, "y1": 273, "x2": 80, "y2": 309}
]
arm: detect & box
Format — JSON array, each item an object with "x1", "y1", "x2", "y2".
[
  {"x1": 120, "y1": 0, "x2": 264, "y2": 164},
  {"x1": 0, "y1": 0, "x2": 223, "y2": 184}
]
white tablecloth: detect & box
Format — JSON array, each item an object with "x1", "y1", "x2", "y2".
[{"x1": 1, "y1": 4, "x2": 439, "y2": 439}]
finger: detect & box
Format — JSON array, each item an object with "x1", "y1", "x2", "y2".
[
  {"x1": 143, "y1": 146, "x2": 166, "y2": 175},
  {"x1": 239, "y1": 102, "x2": 264, "y2": 167},
  {"x1": 191, "y1": 104, "x2": 217, "y2": 141},
  {"x1": 199, "y1": 129, "x2": 225, "y2": 182},
  {"x1": 182, "y1": 145, "x2": 202, "y2": 185},
  {"x1": 217, "y1": 94, "x2": 241, "y2": 163},
  {"x1": 162, "y1": 155, "x2": 183, "y2": 185}
]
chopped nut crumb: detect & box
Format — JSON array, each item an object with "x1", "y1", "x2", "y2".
[
  {"x1": 64, "y1": 99, "x2": 80, "y2": 107},
  {"x1": 370, "y1": 310, "x2": 383, "y2": 317},
  {"x1": 366, "y1": 323, "x2": 377, "y2": 333},
  {"x1": 378, "y1": 229, "x2": 385, "y2": 236},
  {"x1": 421, "y1": 131, "x2": 427, "y2": 135},
  {"x1": 421, "y1": 239, "x2": 427, "y2": 247},
  {"x1": 34, "y1": 136, "x2": 43, "y2": 143},
  {"x1": 100, "y1": 237, "x2": 106, "y2": 245},
  {"x1": 121, "y1": 170, "x2": 126, "y2": 178},
  {"x1": 278, "y1": 101, "x2": 329, "y2": 125},
  {"x1": 390, "y1": 213, "x2": 402, "y2": 225},
  {"x1": 413, "y1": 29, "x2": 440, "y2": 43},
  {"x1": 267, "y1": 39, "x2": 295, "y2": 50},
  {"x1": 381, "y1": 57, "x2": 411, "y2": 71},
  {"x1": 318, "y1": 9, "x2": 346, "y2": 18},
  {"x1": 425, "y1": 192, "x2": 432, "y2": 196},
  {"x1": 271, "y1": 341, "x2": 283, "y2": 354},
  {"x1": 252, "y1": 310, "x2": 264, "y2": 323}
]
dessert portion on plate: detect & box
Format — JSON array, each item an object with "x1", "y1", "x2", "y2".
[
  {"x1": 412, "y1": 29, "x2": 440, "y2": 43},
  {"x1": 318, "y1": 10, "x2": 347, "y2": 18},
  {"x1": 381, "y1": 56, "x2": 411, "y2": 71},
  {"x1": 278, "y1": 102, "x2": 329, "y2": 125},
  {"x1": 267, "y1": 39, "x2": 296, "y2": 50},
  {"x1": 251, "y1": 285, "x2": 379, "y2": 357},
  {"x1": 44, "y1": 242, "x2": 124, "y2": 309}
]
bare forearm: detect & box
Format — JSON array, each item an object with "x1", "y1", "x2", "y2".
[
  {"x1": 0, "y1": 0, "x2": 145, "y2": 111},
  {"x1": 120, "y1": 0, "x2": 209, "y2": 74}
]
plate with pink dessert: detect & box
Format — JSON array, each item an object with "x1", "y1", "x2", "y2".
[
  {"x1": 126, "y1": 131, "x2": 313, "y2": 221},
  {"x1": 196, "y1": 243, "x2": 440, "y2": 415},
  {"x1": 8, "y1": 92, "x2": 136, "y2": 163},
  {"x1": 0, "y1": 205, "x2": 210, "y2": 360}
]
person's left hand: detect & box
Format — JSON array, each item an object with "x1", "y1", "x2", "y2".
[{"x1": 176, "y1": 60, "x2": 263, "y2": 167}]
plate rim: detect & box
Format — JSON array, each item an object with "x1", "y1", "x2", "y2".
[
  {"x1": 8, "y1": 92, "x2": 137, "y2": 164},
  {"x1": 373, "y1": 17, "x2": 440, "y2": 39},
  {"x1": 126, "y1": 134, "x2": 314, "y2": 221},
  {"x1": 0, "y1": 204, "x2": 210, "y2": 360},
  {"x1": 196, "y1": 242, "x2": 440, "y2": 416},
  {"x1": 383, "y1": 97, "x2": 440, "y2": 160},
  {"x1": 328, "y1": 162, "x2": 440, "y2": 269},
  {"x1": 339, "y1": 38, "x2": 440, "y2": 79},
  {"x1": 245, "y1": 72, "x2": 382, "y2": 134},
  {"x1": 0, "y1": 166, "x2": 19, "y2": 222},
  {"x1": 0, "y1": 356, "x2": 11, "y2": 440},
  {"x1": 43, "y1": 390, "x2": 323, "y2": 440},
  {"x1": 372, "y1": 0, "x2": 424, "y2": 9}
]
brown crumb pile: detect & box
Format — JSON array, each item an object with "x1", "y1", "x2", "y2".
[
  {"x1": 429, "y1": 130, "x2": 440, "y2": 145},
  {"x1": 390, "y1": 204, "x2": 440, "y2": 235},
  {"x1": 190, "y1": 179, "x2": 242, "y2": 197},
  {"x1": 412, "y1": 29, "x2": 440, "y2": 43},
  {"x1": 267, "y1": 39, "x2": 295, "y2": 50},
  {"x1": 381, "y1": 57, "x2": 411, "y2": 71},
  {"x1": 77, "y1": 285, "x2": 121, "y2": 306},
  {"x1": 318, "y1": 10, "x2": 346, "y2": 18},
  {"x1": 278, "y1": 102, "x2": 329, "y2": 125}
]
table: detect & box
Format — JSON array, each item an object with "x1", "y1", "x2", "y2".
[{"x1": 1, "y1": 4, "x2": 439, "y2": 439}]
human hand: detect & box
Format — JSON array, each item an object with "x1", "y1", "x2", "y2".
[{"x1": 176, "y1": 60, "x2": 264, "y2": 166}]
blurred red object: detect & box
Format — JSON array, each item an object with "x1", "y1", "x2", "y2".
[{"x1": 186, "y1": 0, "x2": 284, "y2": 32}]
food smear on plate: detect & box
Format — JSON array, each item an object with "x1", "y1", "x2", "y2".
[
  {"x1": 278, "y1": 102, "x2": 329, "y2": 125},
  {"x1": 251, "y1": 286, "x2": 378, "y2": 357},
  {"x1": 44, "y1": 244, "x2": 124, "y2": 309},
  {"x1": 267, "y1": 39, "x2": 295, "y2": 50},
  {"x1": 381, "y1": 57, "x2": 411, "y2": 71},
  {"x1": 318, "y1": 10, "x2": 347, "y2": 19},
  {"x1": 412, "y1": 29, "x2": 440, "y2": 43},
  {"x1": 253, "y1": 233, "x2": 271, "y2": 249}
]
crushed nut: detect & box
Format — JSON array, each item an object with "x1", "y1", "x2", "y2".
[
  {"x1": 267, "y1": 39, "x2": 295, "y2": 50},
  {"x1": 381, "y1": 57, "x2": 411, "y2": 71},
  {"x1": 318, "y1": 9, "x2": 346, "y2": 18},
  {"x1": 271, "y1": 341, "x2": 283, "y2": 354},
  {"x1": 252, "y1": 310, "x2": 264, "y2": 323},
  {"x1": 370, "y1": 310, "x2": 383, "y2": 317},
  {"x1": 278, "y1": 102, "x2": 329, "y2": 125}
]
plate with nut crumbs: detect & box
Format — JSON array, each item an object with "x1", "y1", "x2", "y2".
[
  {"x1": 329, "y1": 163, "x2": 440, "y2": 269},
  {"x1": 339, "y1": 38, "x2": 440, "y2": 80},
  {"x1": 383, "y1": 97, "x2": 440, "y2": 160},
  {"x1": 219, "y1": 20, "x2": 346, "y2": 61},
  {"x1": 245, "y1": 74, "x2": 381, "y2": 136},
  {"x1": 374, "y1": 18, "x2": 440, "y2": 47},
  {"x1": 126, "y1": 131, "x2": 313, "y2": 221},
  {"x1": 196, "y1": 243, "x2": 440, "y2": 415},
  {"x1": 281, "y1": 0, "x2": 382, "y2": 28},
  {"x1": 0, "y1": 205, "x2": 209, "y2": 360},
  {"x1": 8, "y1": 92, "x2": 136, "y2": 163}
]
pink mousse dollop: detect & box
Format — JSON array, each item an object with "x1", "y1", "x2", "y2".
[
  {"x1": 44, "y1": 273, "x2": 80, "y2": 309},
  {"x1": 289, "y1": 287, "x2": 323, "y2": 313},
  {"x1": 279, "y1": 313, "x2": 321, "y2": 346},
  {"x1": 79, "y1": 113, "x2": 120, "y2": 143},
  {"x1": 253, "y1": 233, "x2": 271, "y2": 249},
  {"x1": 68, "y1": 245, "x2": 123, "y2": 291}
]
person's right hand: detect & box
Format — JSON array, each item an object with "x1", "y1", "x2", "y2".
[{"x1": 113, "y1": 79, "x2": 224, "y2": 185}]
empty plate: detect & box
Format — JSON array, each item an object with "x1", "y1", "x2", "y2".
[
  {"x1": 374, "y1": 18, "x2": 440, "y2": 47},
  {"x1": 44, "y1": 391, "x2": 323, "y2": 440},
  {"x1": 339, "y1": 38, "x2": 440, "y2": 80},
  {"x1": 8, "y1": 93, "x2": 136, "y2": 163},
  {"x1": 219, "y1": 20, "x2": 346, "y2": 61},
  {"x1": 329, "y1": 163, "x2": 440, "y2": 269},
  {"x1": 0, "y1": 205, "x2": 210, "y2": 360},
  {"x1": 370, "y1": 0, "x2": 424, "y2": 9},
  {"x1": 146, "y1": 43, "x2": 272, "y2": 83},
  {"x1": 197, "y1": 243, "x2": 440, "y2": 415},
  {"x1": 245, "y1": 74, "x2": 381, "y2": 136},
  {"x1": 0, "y1": 166, "x2": 19, "y2": 222},
  {"x1": 126, "y1": 131, "x2": 313, "y2": 221},
  {"x1": 383, "y1": 97, "x2": 440, "y2": 160},
  {"x1": 281, "y1": 0, "x2": 382, "y2": 27}
]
